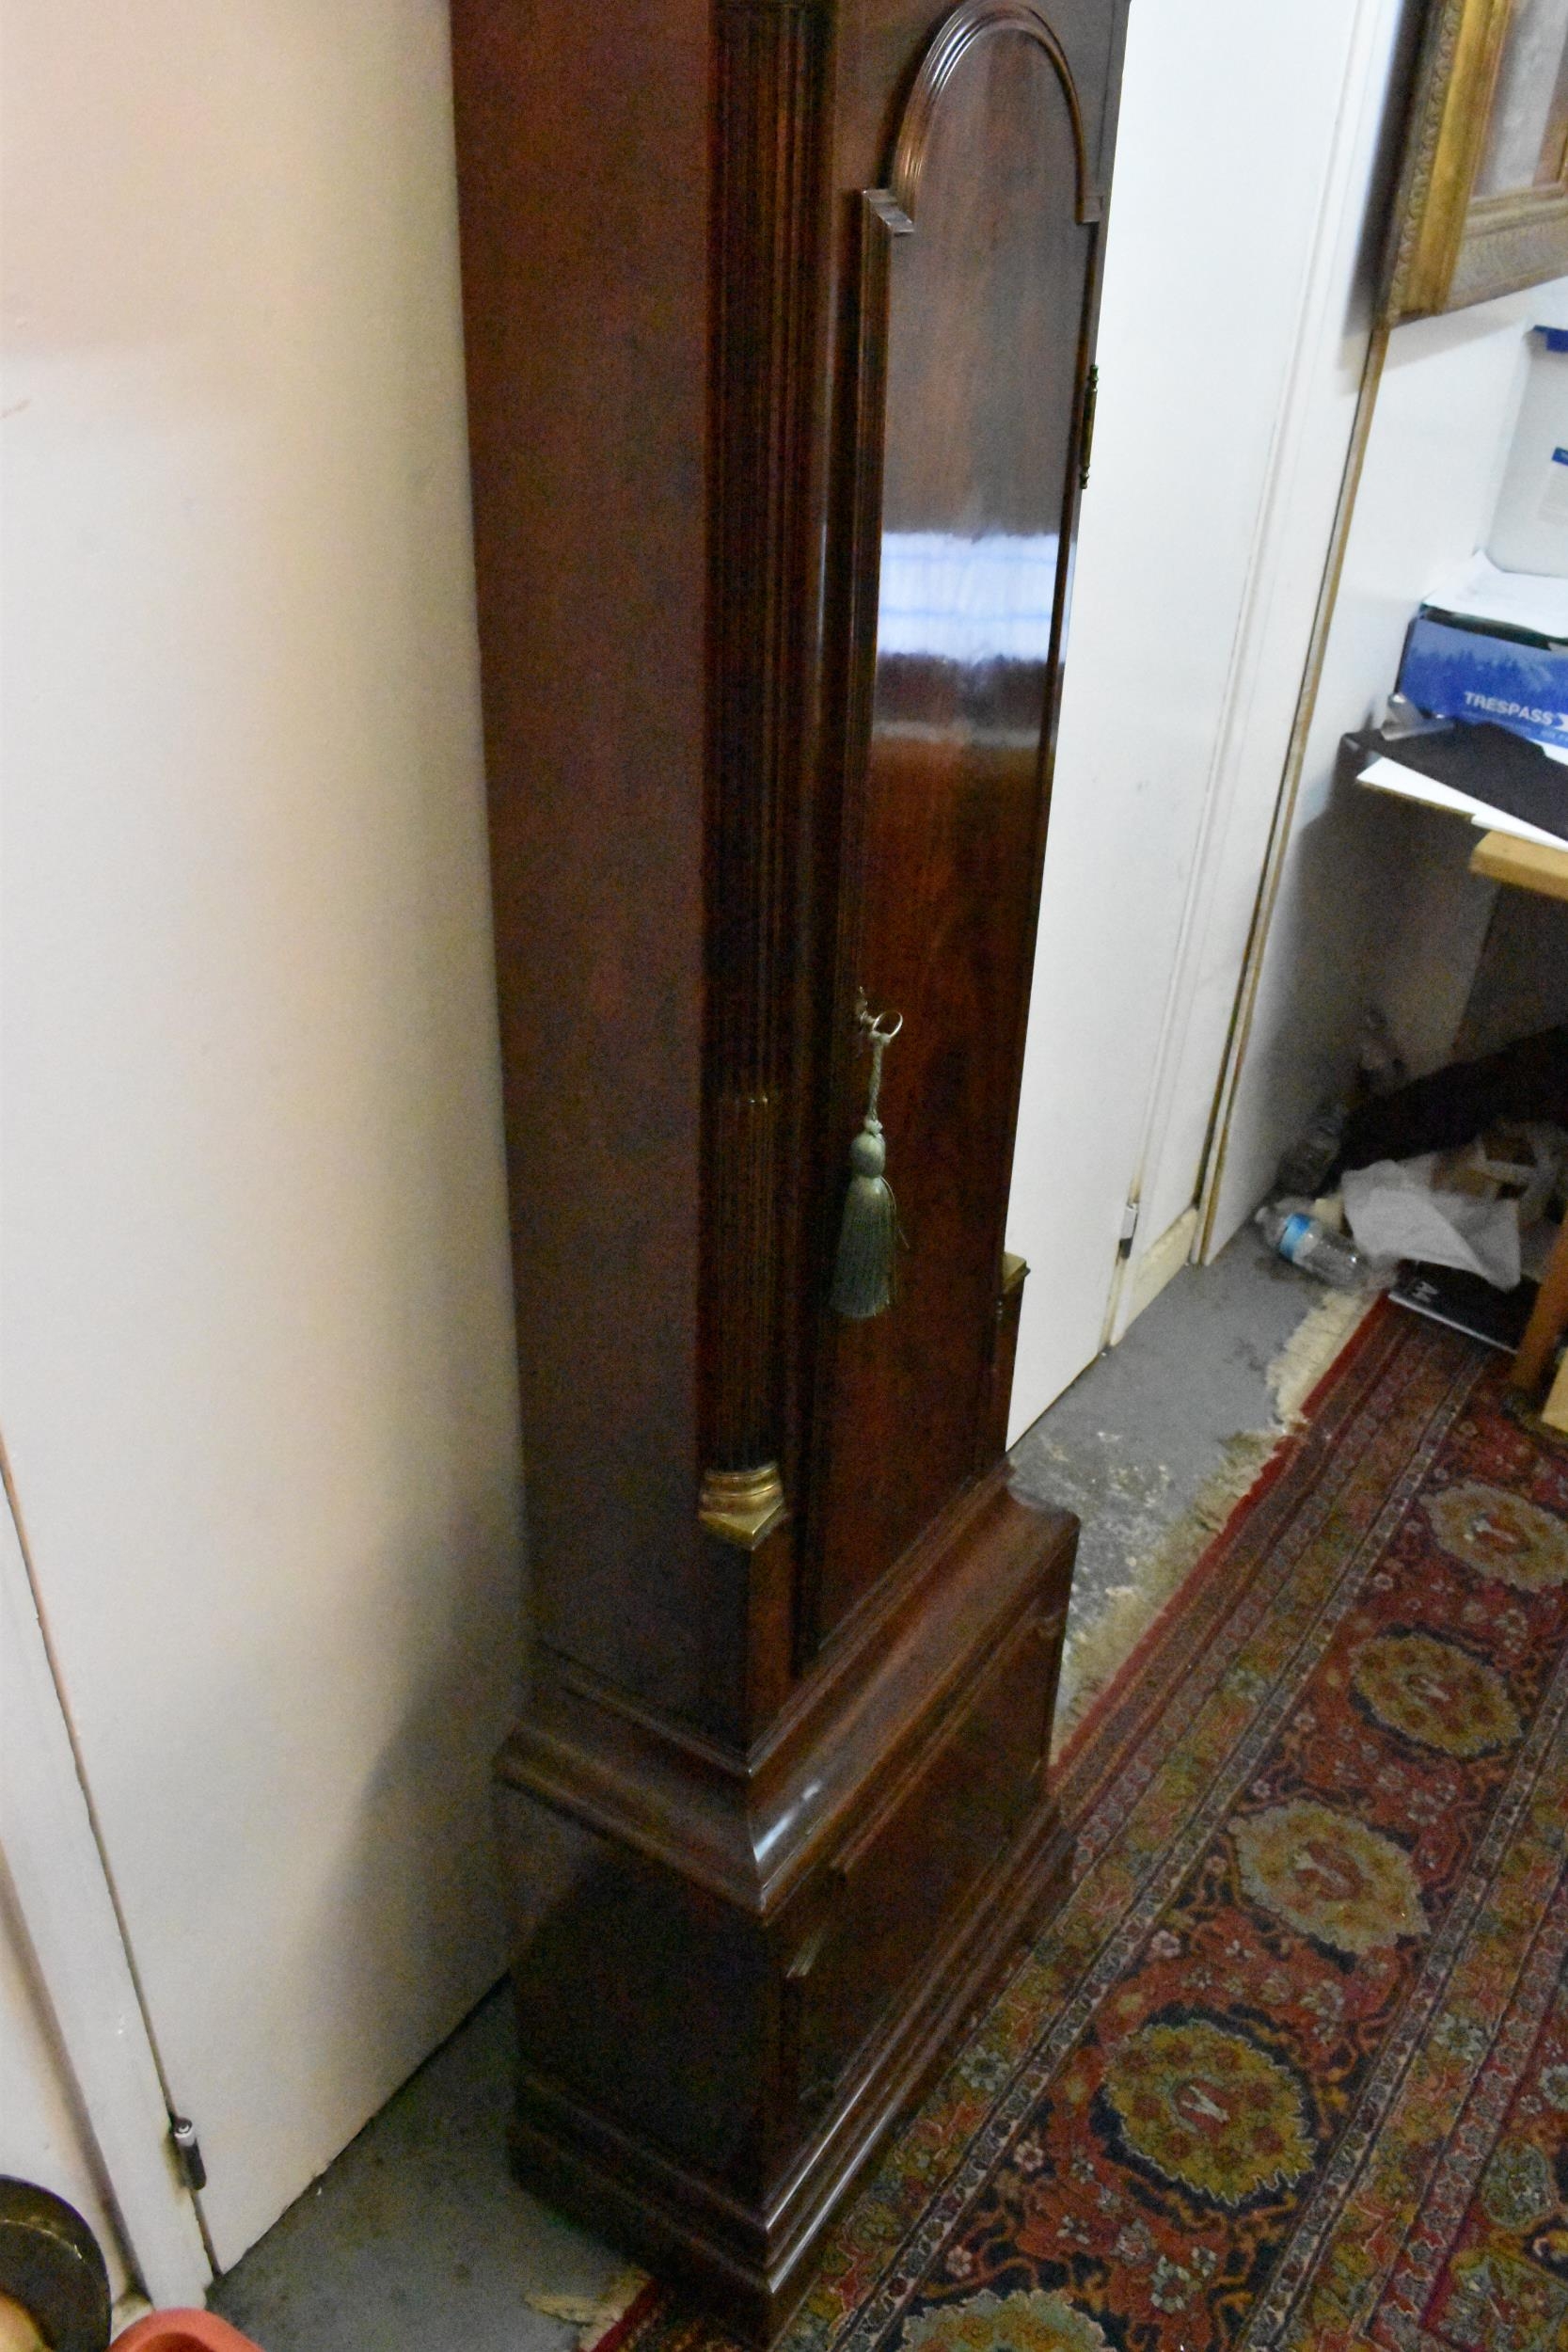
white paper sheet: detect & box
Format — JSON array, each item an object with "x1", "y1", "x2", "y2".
[{"x1": 1422, "y1": 549, "x2": 1568, "y2": 641}]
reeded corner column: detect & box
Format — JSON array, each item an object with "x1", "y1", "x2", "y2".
[{"x1": 697, "y1": 0, "x2": 830, "y2": 1746}]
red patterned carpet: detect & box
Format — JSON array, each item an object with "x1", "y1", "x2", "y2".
[{"x1": 598, "y1": 1306, "x2": 1568, "y2": 2352}]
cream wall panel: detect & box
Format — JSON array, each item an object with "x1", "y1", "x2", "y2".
[{"x1": 2, "y1": 0, "x2": 522, "y2": 2264}]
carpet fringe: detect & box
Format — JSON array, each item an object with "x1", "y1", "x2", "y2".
[
  {"x1": 530, "y1": 2268, "x2": 651, "y2": 2346},
  {"x1": 1051, "y1": 1430, "x2": 1278, "y2": 1756},
  {"x1": 1268, "y1": 1287, "x2": 1375, "y2": 1429}
]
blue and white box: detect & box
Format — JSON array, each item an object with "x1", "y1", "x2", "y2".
[
  {"x1": 1398, "y1": 552, "x2": 1568, "y2": 750},
  {"x1": 1399, "y1": 613, "x2": 1568, "y2": 749}
]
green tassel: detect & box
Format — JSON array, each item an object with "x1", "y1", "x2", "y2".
[
  {"x1": 832, "y1": 993, "x2": 905, "y2": 1322},
  {"x1": 832, "y1": 1121, "x2": 898, "y2": 1319}
]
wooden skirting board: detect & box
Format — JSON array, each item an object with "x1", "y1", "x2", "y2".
[
  {"x1": 1544, "y1": 1350, "x2": 1568, "y2": 1435},
  {"x1": 1117, "y1": 1204, "x2": 1199, "y2": 1339}
]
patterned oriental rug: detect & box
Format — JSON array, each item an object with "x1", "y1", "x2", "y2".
[{"x1": 595, "y1": 1305, "x2": 1568, "y2": 2352}]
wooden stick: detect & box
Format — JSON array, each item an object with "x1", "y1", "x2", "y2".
[{"x1": 1513, "y1": 1214, "x2": 1568, "y2": 1393}]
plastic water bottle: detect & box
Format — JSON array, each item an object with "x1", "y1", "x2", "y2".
[
  {"x1": 1256, "y1": 1200, "x2": 1370, "y2": 1292},
  {"x1": 1274, "y1": 1101, "x2": 1347, "y2": 1199}
]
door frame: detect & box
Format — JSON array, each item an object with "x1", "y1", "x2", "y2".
[
  {"x1": 1097, "y1": 0, "x2": 1408, "y2": 1330},
  {"x1": 1, "y1": 1441, "x2": 211, "y2": 2311}
]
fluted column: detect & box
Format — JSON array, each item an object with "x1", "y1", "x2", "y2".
[{"x1": 700, "y1": 0, "x2": 828, "y2": 1549}]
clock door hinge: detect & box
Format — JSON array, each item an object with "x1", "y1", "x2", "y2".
[
  {"x1": 1078, "y1": 363, "x2": 1100, "y2": 491},
  {"x1": 1117, "y1": 1197, "x2": 1140, "y2": 1259},
  {"x1": 169, "y1": 2115, "x2": 207, "y2": 2194}
]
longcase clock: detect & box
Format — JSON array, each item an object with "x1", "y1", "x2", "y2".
[{"x1": 450, "y1": 0, "x2": 1127, "y2": 2334}]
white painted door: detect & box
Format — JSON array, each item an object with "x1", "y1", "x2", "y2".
[
  {"x1": 2, "y1": 0, "x2": 524, "y2": 2270},
  {"x1": 1004, "y1": 0, "x2": 1405, "y2": 1434}
]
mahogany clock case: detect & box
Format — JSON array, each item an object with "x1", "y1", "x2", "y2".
[{"x1": 451, "y1": 0, "x2": 1127, "y2": 2336}]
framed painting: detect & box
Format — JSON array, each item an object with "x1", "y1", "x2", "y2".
[{"x1": 1386, "y1": 0, "x2": 1568, "y2": 321}]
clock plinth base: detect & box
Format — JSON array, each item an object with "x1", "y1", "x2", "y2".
[{"x1": 497, "y1": 1480, "x2": 1077, "y2": 2345}]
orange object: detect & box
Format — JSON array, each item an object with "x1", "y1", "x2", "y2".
[{"x1": 113, "y1": 2315, "x2": 263, "y2": 2352}]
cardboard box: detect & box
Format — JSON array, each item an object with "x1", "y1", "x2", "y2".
[{"x1": 1400, "y1": 610, "x2": 1568, "y2": 752}]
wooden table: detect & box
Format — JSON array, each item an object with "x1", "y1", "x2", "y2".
[
  {"x1": 1469, "y1": 828, "x2": 1568, "y2": 904},
  {"x1": 1469, "y1": 830, "x2": 1568, "y2": 1428}
]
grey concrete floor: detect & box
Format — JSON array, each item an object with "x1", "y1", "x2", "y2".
[
  {"x1": 1009, "y1": 1223, "x2": 1345, "y2": 1722},
  {"x1": 212, "y1": 1989, "x2": 620, "y2": 2352},
  {"x1": 213, "y1": 1226, "x2": 1336, "y2": 2352}
]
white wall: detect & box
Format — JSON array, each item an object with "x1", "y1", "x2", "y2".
[
  {"x1": 1006, "y1": 0, "x2": 1408, "y2": 1428},
  {"x1": 1210, "y1": 278, "x2": 1568, "y2": 1242},
  {"x1": 2, "y1": 0, "x2": 523, "y2": 2268}
]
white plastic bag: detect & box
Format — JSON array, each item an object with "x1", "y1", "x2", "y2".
[
  {"x1": 1341, "y1": 1154, "x2": 1523, "y2": 1288},
  {"x1": 1343, "y1": 1125, "x2": 1565, "y2": 1291}
]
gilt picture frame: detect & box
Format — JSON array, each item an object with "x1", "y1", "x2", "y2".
[{"x1": 1386, "y1": 0, "x2": 1568, "y2": 321}]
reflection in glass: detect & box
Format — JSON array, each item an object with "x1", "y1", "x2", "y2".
[{"x1": 876, "y1": 532, "x2": 1061, "y2": 662}]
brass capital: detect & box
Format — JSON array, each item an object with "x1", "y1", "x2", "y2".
[{"x1": 699, "y1": 1462, "x2": 788, "y2": 1549}]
